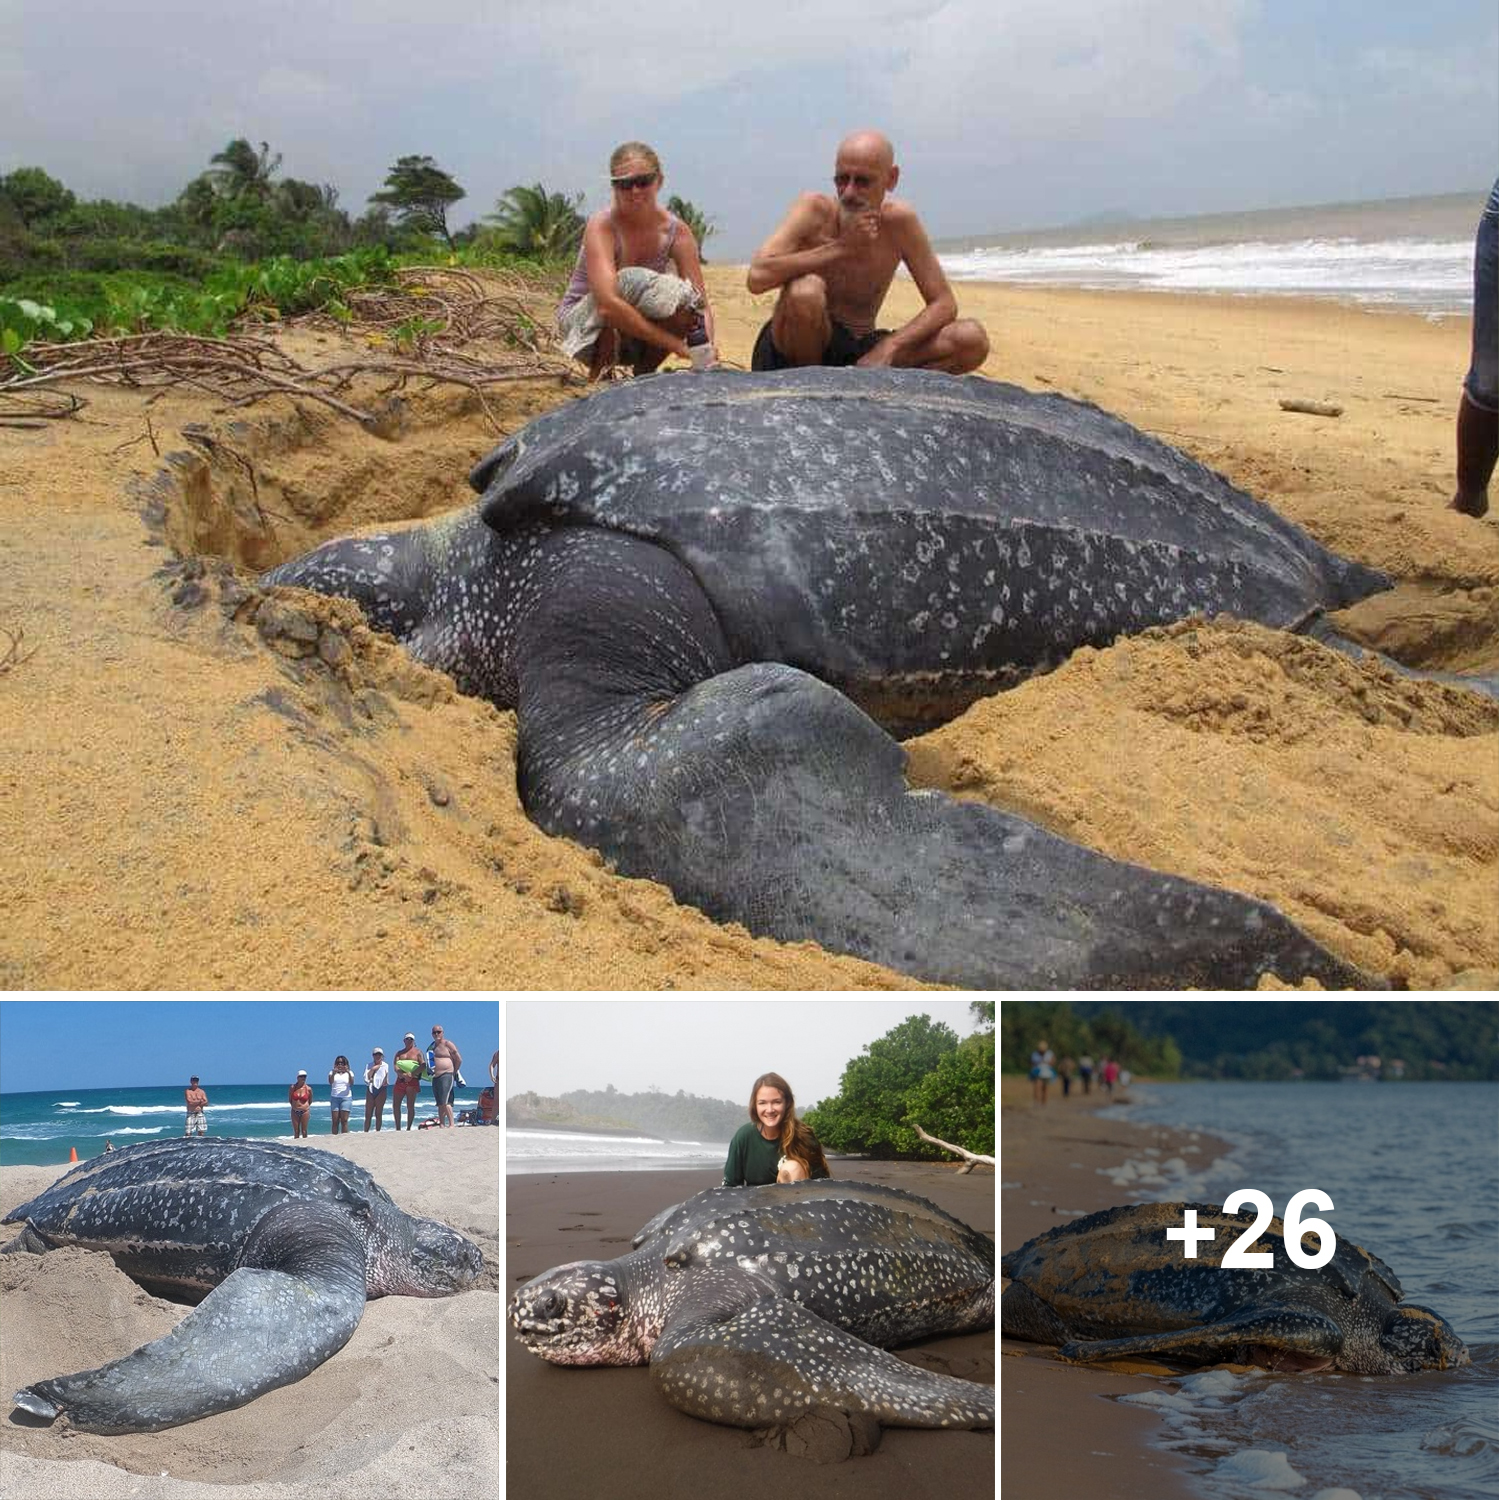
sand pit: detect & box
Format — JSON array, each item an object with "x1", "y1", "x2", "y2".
[{"x1": 0, "y1": 265, "x2": 1493, "y2": 988}]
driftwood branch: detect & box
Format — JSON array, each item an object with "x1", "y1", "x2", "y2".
[
  {"x1": 0, "y1": 626, "x2": 38, "y2": 676},
  {"x1": 0, "y1": 267, "x2": 579, "y2": 434},
  {"x1": 1279, "y1": 398, "x2": 1343, "y2": 418},
  {"x1": 913, "y1": 1123, "x2": 995, "y2": 1174}
]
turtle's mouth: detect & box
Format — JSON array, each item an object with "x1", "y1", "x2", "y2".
[{"x1": 509, "y1": 1264, "x2": 644, "y2": 1366}]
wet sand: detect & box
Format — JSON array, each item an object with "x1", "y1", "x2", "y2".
[
  {"x1": 1001, "y1": 1075, "x2": 1234, "y2": 1497},
  {"x1": 0, "y1": 1128, "x2": 499, "y2": 1500},
  {"x1": 0, "y1": 267, "x2": 1493, "y2": 989},
  {"x1": 505, "y1": 1161, "x2": 994, "y2": 1497}
]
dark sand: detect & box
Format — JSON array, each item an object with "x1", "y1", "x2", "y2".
[
  {"x1": 1001, "y1": 1077, "x2": 1234, "y2": 1498},
  {"x1": 505, "y1": 1161, "x2": 994, "y2": 1498}
]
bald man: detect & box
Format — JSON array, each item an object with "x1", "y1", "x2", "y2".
[{"x1": 747, "y1": 130, "x2": 989, "y2": 374}]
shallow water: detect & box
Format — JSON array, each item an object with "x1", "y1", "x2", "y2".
[{"x1": 1097, "y1": 1081, "x2": 1497, "y2": 1500}]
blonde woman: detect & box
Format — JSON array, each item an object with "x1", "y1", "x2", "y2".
[
  {"x1": 722, "y1": 1071, "x2": 831, "y2": 1187},
  {"x1": 557, "y1": 141, "x2": 716, "y2": 379}
]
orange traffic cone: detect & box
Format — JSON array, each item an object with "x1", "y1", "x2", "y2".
[{"x1": 69, "y1": 1147, "x2": 78, "y2": 1162}]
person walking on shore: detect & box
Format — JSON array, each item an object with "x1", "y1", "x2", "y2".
[
  {"x1": 746, "y1": 128, "x2": 988, "y2": 374},
  {"x1": 364, "y1": 1048, "x2": 389, "y2": 1132},
  {"x1": 328, "y1": 1055, "x2": 354, "y2": 1135},
  {"x1": 1100, "y1": 1056, "x2": 1119, "y2": 1096},
  {"x1": 722, "y1": 1071, "x2": 830, "y2": 1186},
  {"x1": 1030, "y1": 1040, "x2": 1056, "y2": 1105},
  {"x1": 1079, "y1": 1054, "x2": 1095, "y2": 1095},
  {"x1": 392, "y1": 1033, "x2": 424, "y2": 1131},
  {"x1": 288, "y1": 1070, "x2": 312, "y2": 1139},
  {"x1": 183, "y1": 1077, "x2": 208, "y2": 1137},
  {"x1": 1059, "y1": 1055, "x2": 1076, "y2": 1099},
  {"x1": 428, "y1": 1025, "x2": 463, "y2": 1128}
]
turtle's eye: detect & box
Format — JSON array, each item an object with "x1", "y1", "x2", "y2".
[{"x1": 535, "y1": 1289, "x2": 566, "y2": 1319}]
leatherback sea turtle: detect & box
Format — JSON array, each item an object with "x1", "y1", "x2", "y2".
[
  {"x1": 262, "y1": 367, "x2": 1410, "y2": 989},
  {"x1": 2, "y1": 1138, "x2": 484, "y2": 1433},
  {"x1": 1002, "y1": 1202, "x2": 1469, "y2": 1374},
  {"x1": 509, "y1": 1181, "x2": 993, "y2": 1445}
]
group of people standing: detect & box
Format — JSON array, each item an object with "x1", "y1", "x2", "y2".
[
  {"x1": 183, "y1": 1027, "x2": 496, "y2": 1139},
  {"x1": 1028, "y1": 1041, "x2": 1125, "y2": 1105},
  {"x1": 330, "y1": 1027, "x2": 467, "y2": 1135},
  {"x1": 557, "y1": 129, "x2": 988, "y2": 382}
]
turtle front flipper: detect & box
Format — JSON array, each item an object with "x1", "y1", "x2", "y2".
[
  {"x1": 1059, "y1": 1304, "x2": 1344, "y2": 1371},
  {"x1": 11, "y1": 1201, "x2": 368, "y2": 1433},
  {"x1": 513, "y1": 528, "x2": 1376, "y2": 990},
  {"x1": 649, "y1": 1266, "x2": 993, "y2": 1433}
]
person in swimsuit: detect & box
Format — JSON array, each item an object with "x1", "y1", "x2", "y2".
[
  {"x1": 747, "y1": 129, "x2": 988, "y2": 375},
  {"x1": 288, "y1": 1069, "x2": 312, "y2": 1139},
  {"x1": 391, "y1": 1032, "x2": 424, "y2": 1131},
  {"x1": 556, "y1": 141, "x2": 717, "y2": 380}
]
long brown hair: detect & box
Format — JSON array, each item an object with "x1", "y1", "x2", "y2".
[{"x1": 748, "y1": 1072, "x2": 829, "y2": 1178}]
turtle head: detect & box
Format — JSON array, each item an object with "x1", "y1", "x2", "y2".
[
  {"x1": 509, "y1": 1261, "x2": 644, "y2": 1367},
  {"x1": 1378, "y1": 1303, "x2": 1470, "y2": 1373},
  {"x1": 384, "y1": 1214, "x2": 484, "y2": 1296}
]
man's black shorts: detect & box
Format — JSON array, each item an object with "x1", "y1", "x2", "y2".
[{"x1": 750, "y1": 317, "x2": 890, "y2": 372}]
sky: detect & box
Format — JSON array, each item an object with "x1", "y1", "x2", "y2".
[
  {"x1": 2, "y1": 3, "x2": 1495, "y2": 260},
  {"x1": 505, "y1": 999, "x2": 988, "y2": 1109},
  {"x1": 0, "y1": 998, "x2": 500, "y2": 1093}
]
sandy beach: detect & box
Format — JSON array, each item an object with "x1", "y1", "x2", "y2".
[
  {"x1": 0, "y1": 1128, "x2": 499, "y2": 1500},
  {"x1": 0, "y1": 265, "x2": 1494, "y2": 989},
  {"x1": 1000, "y1": 1075, "x2": 1235, "y2": 1497},
  {"x1": 506, "y1": 1161, "x2": 994, "y2": 1496}
]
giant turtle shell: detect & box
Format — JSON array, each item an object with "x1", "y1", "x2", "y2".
[
  {"x1": 470, "y1": 368, "x2": 1389, "y2": 728},
  {"x1": 1002, "y1": 1202, "x2": 1403, "y2": 1339}
]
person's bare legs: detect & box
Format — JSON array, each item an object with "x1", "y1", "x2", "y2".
[
  {"x1": 1452, "y1": 391, "x2": 1498, "y2": 517},
  {"x1": 876, "y1": 317, "x2": 990, "y2": 374},
  {"x1": 770, "y1": 274, "x2": 834, "y2": 365}
]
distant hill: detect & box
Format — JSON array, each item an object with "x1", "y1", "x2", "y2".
[
  {"x1": 1066, "y1": 1001, "x2": 1496, "y2": 1081},
  {"x1": 507, "y1": 1086, "x2": 744, "y2": 1140}
]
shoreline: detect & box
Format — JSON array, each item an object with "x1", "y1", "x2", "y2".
[
  {"x1": 506, "y1": 1160, "x2": 994, "y2": 1498},
  {"x1": 1000, "y1": 1075, "x2": 1236, "y2": 1497}
]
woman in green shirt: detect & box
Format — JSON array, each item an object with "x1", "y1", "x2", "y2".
[{"x1": 722, "y1": 1071, "x2": 831, "y2": 1186}]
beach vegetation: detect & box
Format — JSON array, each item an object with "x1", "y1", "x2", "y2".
[
  {"x1": 0, "y1": 152, "x2": 706, "y2": 369},
  {"x1": 665, "y1": 195, "x2": 716, "y2": 257},
  {"x1": 999, "y1": 1000, "x2": 1182, "y2": 1077},
  {"x1": 369, "y1": 154, "x2": 467, "y2": 251},
  {"x1": 507, "y1": 1087, "x2": 746, "y2": 1140},
  {"x1": 482, "y1": 183, "x2": 586, "y2": 260},
  {"x1": 804, "y1": 1014, "x2": 995, "y2": 1160},
  {"x1": 1066, "y1": 1000, "x2": 1498, "y2": 1081}
]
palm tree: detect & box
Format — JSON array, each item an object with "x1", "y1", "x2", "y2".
[
  {"x1": 485, "y1": 183, "x2": 585, "y2": 259},
  {"x1": 209, "y1": 139, "x2": 282, "y2": 201},
  {"x1": 666, "y1": 196, "x2": 716, "y2": 258}
]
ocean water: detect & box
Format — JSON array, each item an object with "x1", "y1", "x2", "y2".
[
  {"x1": 506, "y1": 1126, "x2": 728, "y2": 1175},
  {"x1": 935, "y1": 192, "x2": 1485, "y2": 314},
  {"x1": 1094, "y1": 1081, "x2": 1497, "y2": 1500},
  {"x1": 0, "y1": 1082, "x2": 485, "y2": 1166}
]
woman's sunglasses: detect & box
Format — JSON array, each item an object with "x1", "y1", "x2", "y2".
[{"x1": 611, "y1": 173, "x2": 658, "y2": 191}]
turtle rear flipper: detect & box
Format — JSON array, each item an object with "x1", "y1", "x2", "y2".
[
  {"x1": 1060, "y1": 1304, "x2": 1344, "y2": 1370},
  {"x1": 11, "y1": 1201, "x2": 368, "y2": 1433},
  {"x1": 649, "y1": 1266, "x2": 993, "y2": 1432},
  {"x1": 512, "y1": 528, "x2": 1376, "y2": 991}
]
